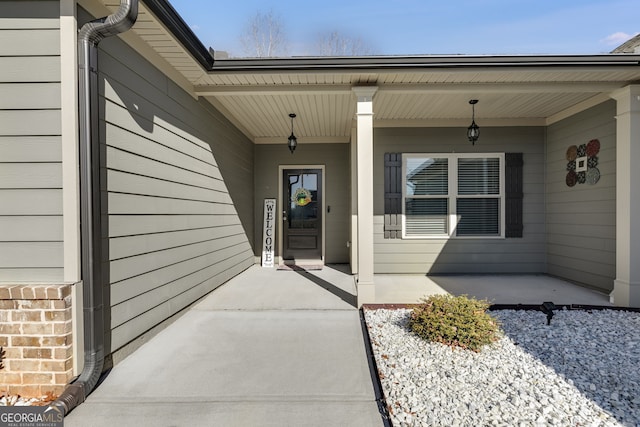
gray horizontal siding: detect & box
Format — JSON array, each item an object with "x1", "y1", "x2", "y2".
[
  {"x1": 0, "y1": 190, "x2": 62, "y2": 215},
  {"x1": 545, "y1": 101, "x2": 616, "y2": 292},
  {"x1": 109, "y1": 214, "x2": 243, "y2": 237},
  {"x1": 0, "y1": 29, "x2": 60, "y2": 56},
  {"x1": 0, "y1": 242, "x2": 63, "y2": 267},
  {"x1": 0, "y1": 268, "x2": 62, "y2": 282},
  {"x1": 0, "y1": 136, "x2": 61, "y2": 162},
  {"x1": 0, "y1": 83, "x2": 61, "y2": 109},
  {"x1": 0, "y1": 1, "x2": 62, "y2": 283},
  {"x1": 110, "y1": 225, "x2": 248, "y2": 260},
  {"x1": 373, "y1": 127, "x2": 546, "y2": 274},
  {"x1": 0, "y1": 1, "x2": 60, "y2": 23},
  {"x1": 0, "y1": 163, "x2": 61, "y2": 188},
  {"x1": 0, "y1": 216, "x2": 62, "y2": 241},
  {"x1": 110, "y1": 252, "x2": 248, "y2": 350},
  {"x1": 110, "y1": 245, "x2": 250, "y2": 307},
  {"x1": 0, "y1": 56, "x2": 60, "y2": 82},
  {"x1": 0, "y1": 110, "x2": 61, "y2": 136},
  {"x1": 93, "y1": 28, "x2": 254, "y2": 352}
]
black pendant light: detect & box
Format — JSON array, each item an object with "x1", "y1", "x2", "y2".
[
  {"x1": 467, "y1": 99, "x2": 480, "y2": 145},
  {"x1": 287, "y1": 113, "x2": 297, "y2": 153}
]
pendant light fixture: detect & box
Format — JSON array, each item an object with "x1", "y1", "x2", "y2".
[
  {"x1": 287, "y1": 113, "x2": 297, "y2": 153},
  {"x1": 467, "y1": 99, "x2": 480, "y2": 145}
]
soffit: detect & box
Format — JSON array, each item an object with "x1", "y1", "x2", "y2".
[
  {"x1": 195, "y1": 66, "x2": 640, "y2": 143},
  {"x1": 98, "y1": 0, "x2": 205, "y2": 81}
]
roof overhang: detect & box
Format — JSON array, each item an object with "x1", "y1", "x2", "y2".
[
  {"x1": 195, "y1": 55, "x2": 640, "y2": 144},
  {"x1": 92, "y1": 0, "x2": 640, "y2": 145}
]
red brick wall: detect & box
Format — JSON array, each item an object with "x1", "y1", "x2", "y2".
[{"x1": 0, "y1": 285, "x2": 73, "y2": 397}]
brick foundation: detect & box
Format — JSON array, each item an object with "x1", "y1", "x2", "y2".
[{"x1": 0, "y1": 284, "x2": 73, "y2": 397}]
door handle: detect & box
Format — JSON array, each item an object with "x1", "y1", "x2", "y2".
[{"x1": 282, "y1": 210, "x2": 287, "y2": 222}]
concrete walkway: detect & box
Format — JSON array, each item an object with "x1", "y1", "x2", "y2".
[
  {"x1": 64, "y1": 265, "x2": 383, "y2": 427},
  {"x1": 64, "y1": 265, "x2": 611, "y2": 426}
]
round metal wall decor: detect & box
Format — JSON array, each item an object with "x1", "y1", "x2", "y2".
[
  {"x1": 586, "y1": 168, "x2": 600, "y2": 185},
  {"x1": 586, "y1": 139, "x2": 600, "y2": 157},
  {"x1": 566, "y1": 139, "x2": 600, "y2": 187}
]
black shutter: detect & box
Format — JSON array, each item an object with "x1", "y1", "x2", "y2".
[
  {"x1": 505, "y1": 153, "x2": 523, "y2": 238},
  {"x1": 384, "y1": 153, "x2": 402, "y2": 239}
]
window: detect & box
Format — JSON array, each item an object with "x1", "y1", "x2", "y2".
[{"x1": 403, "y1": 153, "x2": 505, "y2": 238}]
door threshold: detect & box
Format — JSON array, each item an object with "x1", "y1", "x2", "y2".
[{"x1": 278, "y1": 260, "x2": 324, "y2": 271}]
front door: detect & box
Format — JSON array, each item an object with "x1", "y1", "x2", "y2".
[{"x1": 282, "y1": 168, "x2": 322, "y2": 261}]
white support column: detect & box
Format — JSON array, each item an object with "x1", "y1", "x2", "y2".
[
  {"x1": 611, "y1": 85, "x2": 640, "y2": 307},
  {"x1": 353, "y1": 87, "x2": 378, "y2": 306},
  {"x1": 350, "y1": 126, "x2": 359, "y2": 275},
  {"x1": 60, "y1": 0, "x2": 80, "y2": 283},
  {"x1": 60, "y1": 0, "x2": 83, "y2": 375}
]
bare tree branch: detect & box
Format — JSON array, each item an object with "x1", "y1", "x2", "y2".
[
  {"x1": 240, "y1": 10, "x2": 289, "y2": 57},
  {"x1": 316, "y1": 31, "x2": 375, "y2": 56}
]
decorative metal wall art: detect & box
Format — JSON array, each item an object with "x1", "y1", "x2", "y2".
[{"x1": 566, "y1": 139, "x2": 600, "y2": 187}]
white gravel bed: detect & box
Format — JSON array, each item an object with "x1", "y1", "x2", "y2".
[{"x1": 364, "y1": 308, "x2": 640, "y2": 427}]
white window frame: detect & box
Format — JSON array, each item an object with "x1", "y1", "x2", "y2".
[{"x1": 402, "y1": 153, "x2": 505, "y2": 239}]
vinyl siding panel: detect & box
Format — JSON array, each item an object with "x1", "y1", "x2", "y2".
[
  {"x1": 110, "y1": 251, "x2": 244, "y2": 350},
  {"x1": 0, "y1": 163, "x2": 61, "y2": 188},
  {"x1": 0, "y1": 1, "x2": 62, "y2": 283},
  {"x1": 0, "y1": 269, "x2": 63, "y2": 282},
  {"x1": 545, "y1": 101, "x2": 616, "y2": 292},
  {"x1": 0, "y1": 136, "x2": 61, "y2": 162},
  {"x1": 0, "y1": 57, "x2": 60, "y2": 82},
  {"x1": 109, "y1": 214, "x2": 242, "y2": 237},
  {"x1": 0, "y1": 83, "x2": 61, "y2": 109},
  {"x1": 95, "y1": 32, "x2": 254, "y2": 352},
  {"x1": 0, "y1": 242, "x2": 63, "y2": 267},
  {"x1": 0, "y1": 216, "x2": 62, "y2": 241},
  {"x1": 0, "y1": 29, "x2": 60, "y2": 55},
  {"x1": 0, "y1": 190, "x2": 62, "y2": 215},
  {"x1": 109, "y1": 225, "x2": 248, "y2": 261},
  {"x1": 0, "y1": 110, "x2": 61, "y2": 136},
  {"x1": 374, "y1": 127, "x2": 546, "y2": 274}
]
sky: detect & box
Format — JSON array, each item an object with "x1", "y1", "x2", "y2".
[{"x1": 168, "y1": 0, "x2": 639, "y2": 57}]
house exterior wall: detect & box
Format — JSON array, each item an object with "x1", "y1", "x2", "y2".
[
  {"x1": 254, "y1": 144, "x2": 351, "y2": 263},
  {"x1": 373, "y1": 127, "x2": 546, "y2": 274},
  {"x1": 545, "y1": 101, "x2": 616, "y2": 292},
  {"x1": 0, "y1": 1, "x2": 63, "y2": 282},
  {"x1": 0, "y1": 0, "x2": 76, "y2": 399},
  {"x1": 89, "y1": 17, "x2": 255, "y2": 352}
]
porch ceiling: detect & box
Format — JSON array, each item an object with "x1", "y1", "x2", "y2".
[{"x1": 193, "y1": 65, "x2": 640, "y2": 144}]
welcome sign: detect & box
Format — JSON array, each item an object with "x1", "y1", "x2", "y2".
[{"x1": 261, "y1": 199, "x2": 276, "y2": 268}]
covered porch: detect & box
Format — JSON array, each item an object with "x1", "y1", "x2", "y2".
[{"x1": 195, "y1": 58, "x2": 640, "y2": 308}]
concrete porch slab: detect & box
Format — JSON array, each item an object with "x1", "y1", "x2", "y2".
[
  {"x1": 374, "y1": 273, "x2": 612, "y2": 306},
  {"x1": 197, "y1": 264, "x2": 357, "y2": 310}
]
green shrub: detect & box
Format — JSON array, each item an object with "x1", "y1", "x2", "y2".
[{"x1": 409, "y1": 294, "x2": 501, "y2": 352}]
